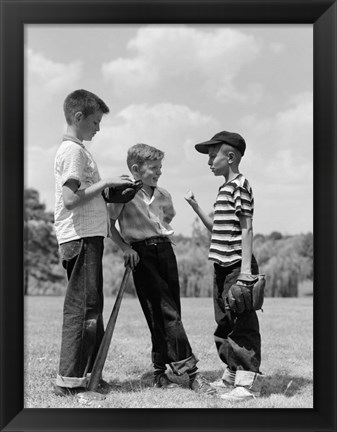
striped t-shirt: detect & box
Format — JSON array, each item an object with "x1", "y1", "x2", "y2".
[{"x1": 209, "y1": 174, "x2": 254, "y2": 266}]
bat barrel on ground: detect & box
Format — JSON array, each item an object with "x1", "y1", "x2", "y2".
[{"x1": 87, "y1": 266, "x2": 132, "y2": 392}]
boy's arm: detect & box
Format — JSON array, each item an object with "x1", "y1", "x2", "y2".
[
  {"x1": 238, "y1": 214, "x2": 253, "y2": 274},
  {"x1": 109, "y1": 219, "x2": 140, "y2": 270},
  {"x1": 62, "y1": 175, "x2": 132, "y2": 210},
  {"x1": 184, "y1": 191, "x2": 213, "y2": 232}
]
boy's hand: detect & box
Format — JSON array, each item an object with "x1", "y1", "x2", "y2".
[
  {"x1": 102, "y1": 179, "x2": 143, "y2": 204},
  {"x1": 236, "y1": 273, "x2": 259, "y2": 286},
  {"x1": 184, "y1": 190, "x2": 199, "y2": 210},
  {"x1": 105, "y1": 175, "x2": 133, "y2": 189},
  {"x1": 123, "y1": 246, "x2": 140, "y2": 271}
]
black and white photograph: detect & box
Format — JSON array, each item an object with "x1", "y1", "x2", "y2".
[
  {"x1": 24, "y1": 23, "x2": 314, "y2": 409},
  {"x1": 1, "y1": 1, "x2": 336, "y2": 431}
]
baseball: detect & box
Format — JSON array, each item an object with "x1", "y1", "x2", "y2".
[{"x1": 185, "y1": 190, "x2": 194, "y2": 200}]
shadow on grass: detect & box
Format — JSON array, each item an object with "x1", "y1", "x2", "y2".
[
  {"x1": 102, "y1": 369, "x2": 224, "y2": 394},
  {"x1": 102, "y1": 369, "x2": 312, "y2": 399},
  {"x1": 261, "y1": 372, "x2": 312, "y2": 397}
]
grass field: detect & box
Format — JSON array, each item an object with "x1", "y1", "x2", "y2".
[{"x1": 24, "y1": 294, "x2": 313, "y2": 409}]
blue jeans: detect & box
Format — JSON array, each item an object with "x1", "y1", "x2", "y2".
[
  {"x1": 56, "y1": 237, "x2": 104, "y2": 388},
  {"x1": 213, "y1": 256, "x2": 261, "y2": 373}
]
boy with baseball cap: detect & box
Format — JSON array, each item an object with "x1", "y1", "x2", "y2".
[{"x1": 185, "y1": 130, "x2": 263, "y2": 402}]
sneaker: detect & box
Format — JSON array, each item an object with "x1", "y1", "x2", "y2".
[
  {"x1": 210, "y1": 368, "x2": 235, "y2": 391},
  {"x1": 220, "y1": 386, "x2": 260, "y2": 402},
  {"x1": 209, "y1": 379, "x2": 233, "y2": 390},
  {"x1": 189, "y1": 373, "x2": 216, "y2": 395},
  {"x1": 153, "y1": 373, "x2": 180, "y2": 389}
]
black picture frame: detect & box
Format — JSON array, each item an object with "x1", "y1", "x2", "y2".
[{"x1": 0, "y1": 0, "x2": 336, "y2": 431}]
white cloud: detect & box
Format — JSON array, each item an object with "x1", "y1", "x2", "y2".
[
  {"x1": 90, "y1": 102, "x2": 218, "y2": 179},
  {"x1": 25, "y1": 144, "x2": 59, "y2": 211},
  {"x1": 241, "y1": 91, "x2": 313, "y2": 166},
  {"x1": 26, "y1": 48, "x2": 82, "y2": 97},
  {"x1": 102, "y1": 26, "x2": 262, "y2": 103},
  {"x1": 238, "y1": 92, "x2": 313, "y2": 233}
]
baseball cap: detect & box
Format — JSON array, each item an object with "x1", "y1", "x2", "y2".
[{"x1": 195, "y1": 131, "x2": 246, "y2": 156}]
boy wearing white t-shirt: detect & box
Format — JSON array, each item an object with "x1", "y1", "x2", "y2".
[{"x1": 53, "y1": 89, "x2": 132, "y2": 398}]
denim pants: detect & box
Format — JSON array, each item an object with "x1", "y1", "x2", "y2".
[
  {"x1": 213, "y1": 256, "x2": 261, "y2": 373},
  {"x1": 56, "y1": 236, "x2": 104, "y2": 388},
  {"x1": 132, "y1": 242, "x2": 198, "y2": 375}
]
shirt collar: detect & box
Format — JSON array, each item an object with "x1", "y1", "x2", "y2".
[{"x1": 62, "y1": 134, "x2": 84, "y2": 148}]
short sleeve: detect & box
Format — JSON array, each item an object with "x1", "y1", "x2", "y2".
[
  {"x1": 60, "y1": 144, "x2": 87, "y2": 186},
  {"x1": 233, "y1": 180, "x2": 254, "y2": 218}
]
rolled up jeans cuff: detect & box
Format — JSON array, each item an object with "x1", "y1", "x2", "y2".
[
  {"x1": 56, "y1": 374, "x2": 87, "y2": 388},
  {"x1": 169, "y1": 354, "x2": 199, "y2": 376}
]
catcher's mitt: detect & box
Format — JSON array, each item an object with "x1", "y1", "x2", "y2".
[
  {"x1": 227, "y1": 273, "x2": 266, "y2": 314},
  {"x1": 102, "y1": 180, "x2": 143, "y2": 203}
]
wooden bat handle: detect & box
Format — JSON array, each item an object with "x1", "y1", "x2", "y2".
[{"x1": 87, "y1": 266, "x2": 132, "y2": 391}]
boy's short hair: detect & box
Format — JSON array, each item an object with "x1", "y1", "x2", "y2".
[
  {"x1": 220, "y1": 143, "x2": 243, "y2": 163},
  {"x1": 63, "y1": 89, "x2": 110, "y2": 125},
  {"x1": 127, "y1": 143, "x2": 164, "y2": 170}
]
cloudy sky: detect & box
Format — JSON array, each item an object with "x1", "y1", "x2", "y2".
[{"x1": 25, "y1": 24, "x2": 313, "y2": 237}]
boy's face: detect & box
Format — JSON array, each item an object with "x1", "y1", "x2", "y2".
[
  {"x1": 208, "y1": 144, "x2": 230, "y2": 177},
  {"x1": 136, "y1": 159, "x2": 162, "y2": 188},
  {"x1": 76, "y1": 110, "x2": 103, "y2": 141}
]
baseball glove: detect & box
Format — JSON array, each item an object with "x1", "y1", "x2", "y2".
[
  {"x1": 102, "y1": 180, "x2": 143, "y2": 203},
  {"x1": 227, "y1": 273, "x2": 266, "y2": 314}
]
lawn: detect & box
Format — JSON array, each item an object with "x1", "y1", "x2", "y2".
[{"x1": 24, "y1": 295, "x2": 313, "y2": 409}]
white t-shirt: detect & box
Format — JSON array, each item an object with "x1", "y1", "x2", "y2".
[{"x1": 54, "y1": 137, "x2": 108, "y2": 244}]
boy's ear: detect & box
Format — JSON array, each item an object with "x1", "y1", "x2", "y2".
[
  {"x1": 74, "y1": 111, "x2": 83, "y2": 123},
  {"x1": 227, "y1": 151, "x2": 235, "y2": 164},
  {"x1": 131, "y1": 164, "x2": 139, "y2": 175}
]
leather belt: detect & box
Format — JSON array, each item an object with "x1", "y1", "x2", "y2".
[{"x1": 131, "y1": 236, "x2": 171, "y2": 248}]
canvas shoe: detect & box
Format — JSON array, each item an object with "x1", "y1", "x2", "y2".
[
  {"x1": 220, "y1": 370, "x2": 263, "y2": 402},
  {"x1": 220, "y1": 385, "x2": 260, "y2": 402},
  {"x1": 210, "y1": 367, "x2": 235, "y2": 391}
]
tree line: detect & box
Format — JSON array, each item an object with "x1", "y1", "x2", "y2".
[{"x1": 24, "y1": 188, "x2": 313, "y2": 297}]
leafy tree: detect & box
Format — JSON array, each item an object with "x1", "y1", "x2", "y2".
[
  {"x1": 24, "y1": 188, "x2": 313, "y2": 298},
  {"x1": 269, "y1": 231, "x2": 283, "y2": 241},
  {"x1": 255, "y1": 232, "x2": 313, "y2": 297},
  {"x1": 24, "y1": 189, "x2": 63, "y2": 294}
]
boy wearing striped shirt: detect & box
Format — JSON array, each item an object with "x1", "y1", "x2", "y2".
[{"x1": 185, "y1": 131, "x2": 263, "y2": 402}]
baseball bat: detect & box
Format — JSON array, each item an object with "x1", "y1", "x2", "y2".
[{"x1": 87, "y1": 266, "x2": 132, "y2": 391}]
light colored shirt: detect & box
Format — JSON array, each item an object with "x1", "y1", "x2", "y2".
[
  {"x1": 108, "y1": 186, "x2": 175, "y2": 243},
  {"x1": 209, "y1": 174, "x2": 254, "y2": 266},
  {"x1": 54, "y1": 136, "x2": 108, "y2": 244}
]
